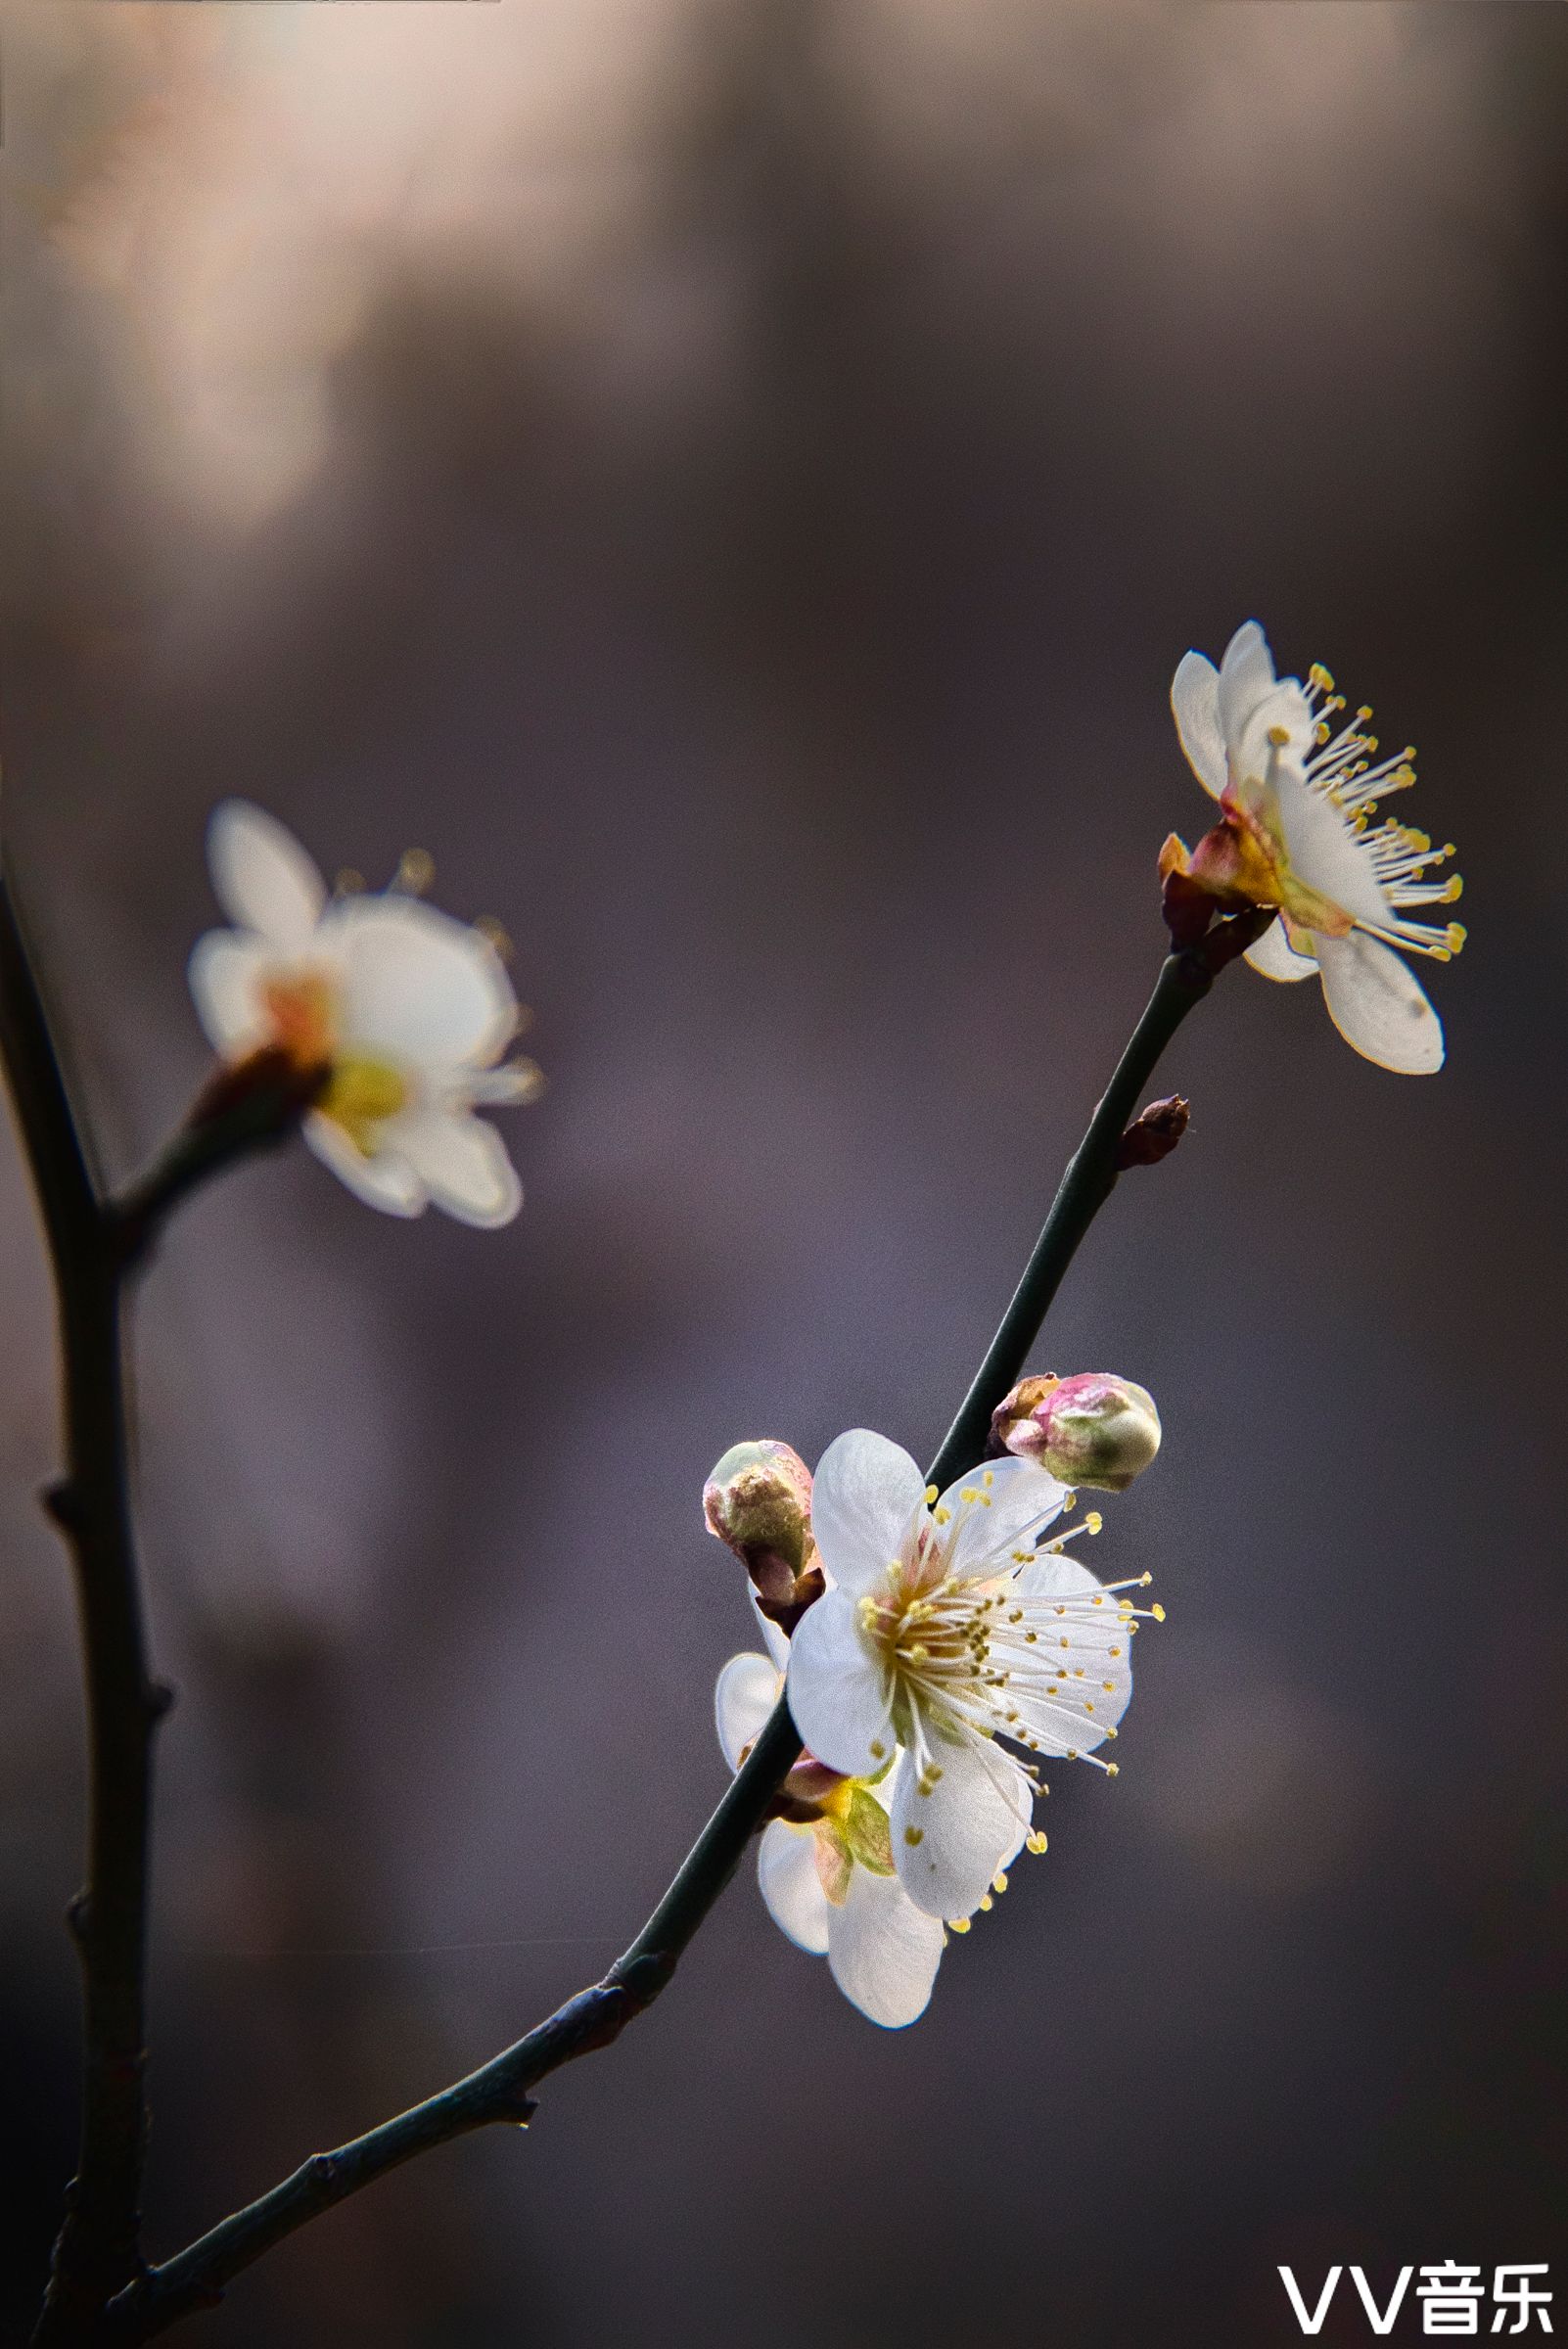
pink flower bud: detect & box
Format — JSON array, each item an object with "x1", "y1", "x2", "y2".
[{"x1": 991, "y1": 1372, "x2": 1162, "y2": 1493}]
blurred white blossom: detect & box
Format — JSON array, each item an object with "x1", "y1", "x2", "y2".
[{"x1": 189, "y1": 801, "x2": 537, "y2": 1225}]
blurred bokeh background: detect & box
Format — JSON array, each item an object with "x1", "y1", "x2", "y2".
[{"x1": 2, "y1": 3, "x2": 1565, "y2": 2343}]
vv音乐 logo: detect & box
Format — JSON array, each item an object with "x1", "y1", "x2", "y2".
[{"x1": 1278, "y1": 2265, "x2": 1552, "y2": 2337}]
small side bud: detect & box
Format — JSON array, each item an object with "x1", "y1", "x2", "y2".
[
  {"x1": 989, "y1": 1372, "x2": 1162, "y2": 1493},
  {"x1": 703, "y1": 1440, "x2": 824, "y2": 1632},
  {"x1": 1116, "y1": 1094, "x2": 1190, "y2": 1171}
]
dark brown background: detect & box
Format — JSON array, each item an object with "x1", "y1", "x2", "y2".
[{"x1": 2, "y1": 5, "x2": 1565, "y2": 2344}]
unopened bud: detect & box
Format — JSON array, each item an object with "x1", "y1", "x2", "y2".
[
  {"x1": 990, "y1": 1372, "x2": 1162, "y2": 1493},
  {"x1": 703, "y1": 1440, "x2": 825, "y2": 1631}
]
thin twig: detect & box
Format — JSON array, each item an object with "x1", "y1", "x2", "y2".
[
  {"x1": 0, "y1": 876, "x2": 163, "y2": 2346},
  {"x1": 112, "y1": 915, "x2": 1266, "y2": 2342}
]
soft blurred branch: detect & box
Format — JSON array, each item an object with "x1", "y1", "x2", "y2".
[
  {"x1": 112, "y1": 906, "x2": 1268, "y2": 2343},
  {"x1": 0, "y1": 874, "x2": 325, "y2": 2346},
  {"x1": 0, "y1": 872, "x2": 163, "y2": 2346}
]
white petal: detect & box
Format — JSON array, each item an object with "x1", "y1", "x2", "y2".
[
  {"x1": 757, "y1": 1820, "x2": 832, "y2": 1956},
  {"x1": 1012, "y1": 1553, "x2": 1134, "y2": 1751},
  {"x1": 302, "y1": 1113, "x2": 427, "y2": 1217},
  {"x1": 939, "y1": 1456, "x2": 1068, "y2": 1584},
  {"x1": 1170, "y1": 652, "x2": 1225, "y2": 799},
  {"x1": 1243, "y1": 918, "x2": 1316, "y2": 983},
  {"x1": 715, "y1": 1652, "x2": 781, "y2": 1772},
  {"x1": 322, "y1": 897, "x2": 517, "y2": 1072},
  {"x1": 1270, "y1": 768, "x2": 1394, "y2": 930},
  {"x1": 809, "y1": 1429, "x2": 928, "y2": 1598},
  {"x1": 187, "y1": 930, "x2": 275, "y2": 1054},
  {"x1": 208, "y1": 802, "x2": 326, "y2": 948},
  {"x1": 826, "y1": 1865, "x2": 945, "y2": 2029},
  {"x1": 394, "y1": 1109, "x2": 521, "y2": 1228},
  {"x1": 1216, "y1": 622, "x2": 1281, "y2": 752},
  {"x1": 1314, "y1": 930, "x2": 1444, "y2": 1075},
  {"x1": 752, "y1": 1602, "x2": 792, "y2": 1675},
  {"x1": 890, "y1": 1738, "x2": 1031, "y2": 1920},
  {"x1": 785, "y1": 1589, "x2": 895, "y2": 1777}
]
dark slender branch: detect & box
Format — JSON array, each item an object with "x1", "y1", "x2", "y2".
[
  {"x1": 0, "y1": 877, "x2": 162, "y2": 2346},
  {"x1": 111, "y1": 913, "x2": 1266, "y2": 2342},
  {"x1": 927, "y1": 917, "x2": 1267, "y2": 1492}
]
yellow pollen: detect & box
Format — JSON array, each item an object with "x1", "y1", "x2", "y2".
[
  {"x1": 1084, "y1": 1512, "x2": 1103, "y2": 1535},
  {"x1": 934, "y1": 1506, "x2": 951, "y2": 1526},
  {"x1": 924, "y1": 1485, "x2": 939, "y2": 1504},
  {"x1": 992, "y1": 1870, "x2": 1009, "y2": 1894},
  {"x1": 947, "y1": 1916, "x2": 971, "y2": 1934},
  {"x1": 978, "y1": 1895, "x2": 993, "y2": 1913},
  {"x1": 319, "y1": 1055, "x2": 410, "y2": 1155},
  {"x1": 1268, "y1": 725, "x2": 1290, "y2": 747},
  {"x1": 1105, "y1": 1763, "x2": 1120, "y2": 1777},
  {"x1": 1446, "y1": 923, "x2": 1467, "y2": 953},
  {"x1": 1151, "y1": 1603, "x2": 1167, "y2": 1623},
  {"x1": 1026, "y1": 1830, "x2": 1048, "y2": 1856}
]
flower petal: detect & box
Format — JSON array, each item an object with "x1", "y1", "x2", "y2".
[
  {"x1": 208, "y1": 802, "x2": 326, "y2": 948},
  {"x1": 1216, "y1": 621, "x2": 1280, "y2": 752},
  {"x1": 785, "y1": 1589, "x2": 895, "y2": 1777},
  {"x1": 809, "y1": 1429, "x2": 928, "y2": 1597},
  {"x1": 890, "y1": 1737, "x2": 1031, "y2": 1920},
  {"x1": 322, "y1": 897, "x2": 517, "y2": 1072},
  {"x1": 394, "y1": 1109, "x2": 521, "y2": 1228},
  {"x1": 302, "y1": 1113, "x2": 427, "y2": 1217},
  {"x1": 715, "y1": 1651, "x2": 781, "y2": 1771},
  {"x1": 1170, "y1": 651, "x2": 1225, "y2": 799},
  {"x1": 939, "y1": 1456, "x2": 1068, "y2": 1583},
  {"x1": 1270, "y1": 767, "x2": 1395, "y2": 931},
  {"x1": 1012, "y1": 1552, "x2": 1134, "y2": 1751},
  {"x1": 758, "y1": 1820, "x2": 831, "y2": 1956},
  {"x1": 187, "y1": 930, "x2": 275, "y2": 1054},
  {"x1": 1314, "y1": 930, "x2": 1445, "y2": 1074},
  {"x1": 1243, "y1": 917, "x2": 1316, "y2": 983},
  {"x1": 826, "y1": 1865, "x2": 945, "y2": 2029}
]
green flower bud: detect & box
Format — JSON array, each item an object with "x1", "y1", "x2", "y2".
[{"x1": 991, "y1": 1372, "x2": 1162, "y2": 1493}]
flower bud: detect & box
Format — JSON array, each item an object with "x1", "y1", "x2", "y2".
[
  {"x1": 990, "y1": 1372, "x2": 1162, "y2": 1493},
  {"x1": 703, "y1": 1440, "x2": 825, "y2": 1630}
]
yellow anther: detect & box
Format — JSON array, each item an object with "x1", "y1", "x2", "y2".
[
  {"x1": 869, "y1": 1740, "x2": 886, "y2": 1760},
  {"x1": 1105, "y1": 1762, "x2": 1120, "y2": 1777},
  {"x1": 395, "y1": 847, "x2": 435, "y2": 895},
  {"x1": 978, "y1": 1895, "x2": 993, "y2": 1913},
  {"x1": 992, "y1": 1870, "x2": 1009, "y2": 1895},
  {"x1": 1103, "y1": 1681, "x2": 1116, "y2": 1693},
  {"x1": 1084, "y1": 1511, "x2": 1103, "y2": 1535},
  {"x1": 1442, "y1": 876, "x2": 1462, "y2": 902},
  {"x1": 1309, "y1": 663, "x2": 1334, "y2": 691},
  {"x1": 903, "y1": 1825, "x2": 924, "y2": 1847},
  {"x1": 1151, "y1": 1602, "x2": 1167, "y2": 1623},
  {"x1": 474, "y1": 915, "x2": 514, "y2": 961},
  {"x1": 1026, "y1": 1829, "x2": 1048, "y2": 1856},
  {"x1": 924, "y1": 1485, "x2": 939, "y2": 1505},
  {"x1": 934, "y1": 1506, "x2": 951, "y2": 1526},
  {"x1": 334, "y1": 867, "x2": 366, "y2": 895},
  {"x1": 1447, "y1": 923, "x2": 1467, "y2": 953},
  {"x1": 947, "y1": 1916, "x2": 971, "y2": 1934},
  {"x1": 1268, "y1": 725, "x2": 1290, "y2": 747}
]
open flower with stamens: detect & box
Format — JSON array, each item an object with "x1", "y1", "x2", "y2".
[
  {"x1": 715, "y1": 1621, "x2": 946, "y2": 2029},
  {"x1": 189, "y1": 802, "x2": 539, "y2": 1224},
  {"x1": 786, "y1": 1430, "x2": 1154, "y2": 1921},
  {"x1": 1166, "y1": 621, "x2": 1464, "y2": 1073}
]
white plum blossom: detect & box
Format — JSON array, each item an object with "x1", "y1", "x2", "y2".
[
  {"x1": 786, "y1": 1430, "x2": 1154, "y2": 1923},
  {"x1": 189, "y1": 801, "x2": 538, "y2": 1224},
  {"x1": 715, "y1": 1618, "x2": 946, "y2": 2029},
  {"x1": 1169, "y1": 621, "x2": 1464, "y2": 1074}
]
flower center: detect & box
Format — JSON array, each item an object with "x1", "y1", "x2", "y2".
[{"x1": 319, "y1": 1055, "x2": 411, "y2": 1155}]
